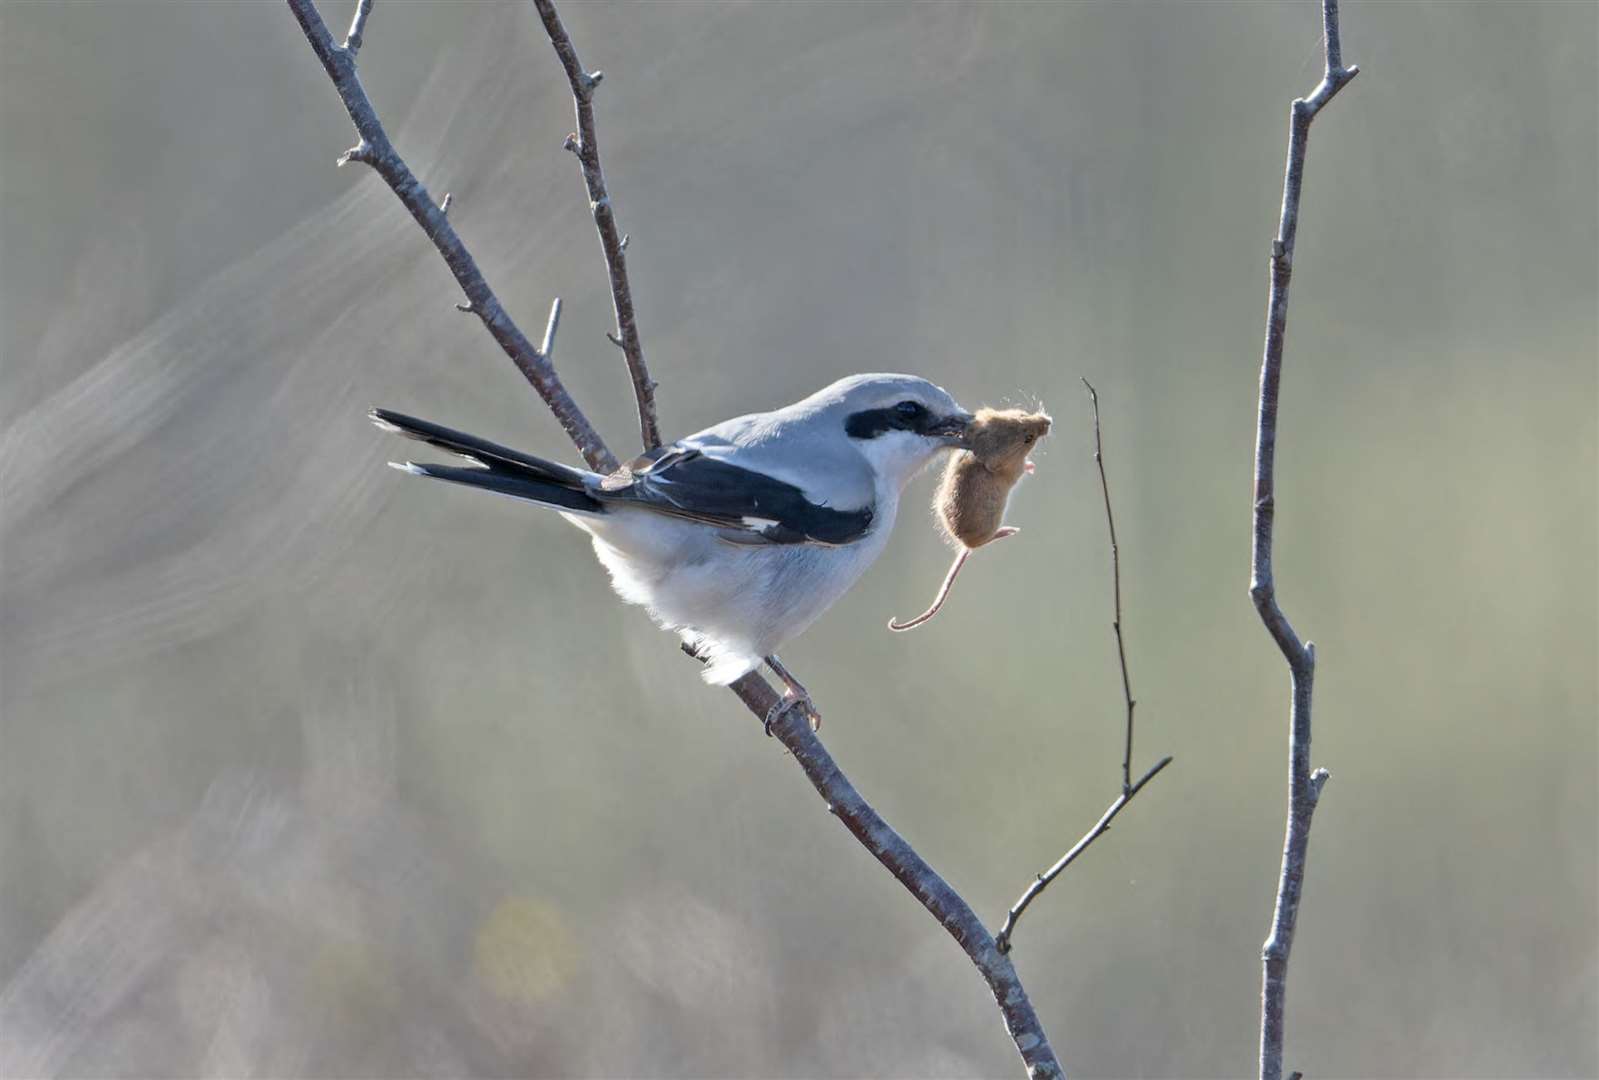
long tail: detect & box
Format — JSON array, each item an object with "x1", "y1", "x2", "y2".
[
  {"x1": 887, "y1": 549, "x2": 970, "y2": 632},
  {"x1": 370, "y1": 408, "x2": 603, "y2": 514}
]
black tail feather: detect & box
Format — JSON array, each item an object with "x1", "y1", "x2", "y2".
[
  {"x1": 389, "y1": 461, "x2": 602, "y2": 513},
  {"x1": 369, "y1": 409, "x2": 592, "y2": 486},
  {"x1": 371, "y1": 409, "x2": 604, "y2": 514}
]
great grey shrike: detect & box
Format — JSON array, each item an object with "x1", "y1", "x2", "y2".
[{"x1": 372, "y1": 373, "x2": 973, "y2": 725}]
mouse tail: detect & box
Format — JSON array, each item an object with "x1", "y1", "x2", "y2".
[{"x1": 887, "y1": 549, "x2": 972, "y2": 632}]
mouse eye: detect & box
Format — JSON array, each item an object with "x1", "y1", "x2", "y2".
[
  {"x1": 894, "y1": 400, "x2": 924, "y2": 419},
  {"x1": 1024, "y1": 433, "x2": 1035, "y2": 443}
]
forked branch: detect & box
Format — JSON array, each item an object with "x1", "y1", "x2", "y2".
[
  {"x1": 285, "y1": 2, "x2": 1059, "y2": 1075},
  {"x1": 285, "y1": 0, "x2": 616, "y2": 472},
  {"x1": 1250, "y1": 3, "x2": 1357, "y2": 1079},
  {"x1": 993, "y1": 380, "x2": 1172, "y2": 955},
  {"x1": 533, "y1": 0, "x2": 662, "y2": 453}
]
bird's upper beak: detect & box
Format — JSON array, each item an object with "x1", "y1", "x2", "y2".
[{"x1": 928, "y1": 411, "x2": 975, "y2": 448}]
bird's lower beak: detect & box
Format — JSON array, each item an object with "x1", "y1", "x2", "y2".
[{"x1": 931, "y1": 412, "x2": 975, "y2": 448}]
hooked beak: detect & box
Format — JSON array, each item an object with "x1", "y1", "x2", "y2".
[{"x1": 929, "y1": 411, "x2": 974, "y2": 448}]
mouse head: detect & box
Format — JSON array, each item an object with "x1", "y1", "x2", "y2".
[{"x1": 966, "y1": 407, "x2": 1052, "y2": 470}]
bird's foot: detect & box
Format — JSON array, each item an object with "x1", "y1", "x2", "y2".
[
  {"x1": 763, "y1": 691, "x2": 819, "y2": 737},
  {"x1": 761, "y1": 654, "x2": 821, "y2": 736}
]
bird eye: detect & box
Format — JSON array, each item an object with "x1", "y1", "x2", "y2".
[{"x1": 895, "y1": 400, "x2": 924, "y2": 418}]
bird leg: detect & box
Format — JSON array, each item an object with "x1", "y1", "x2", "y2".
[{"x1": 763, "y1": 654, "x2": 820, "y2": 735}]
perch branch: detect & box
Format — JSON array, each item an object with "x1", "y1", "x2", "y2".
[
  {"x1": 285, "y1": 0, "x2": 618, "y2": 472},
  {"x1": 286, "y1": 2, "x2": 1061, "y2": 1075},
  {"x1": 533, "y1": 0, "x2": 662, "y2": 453},
  {"x1": 992, "y1": 381, "x2": 1172, "y2": 954},
  {"x1": 1250, "y1": 3, "x2": 1356, "y2": 1079},
  {"x1": 727, "y1": 675, "x2": 1063, "y2": 1079}
]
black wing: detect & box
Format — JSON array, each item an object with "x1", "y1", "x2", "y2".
[{"x1": 595, "y1": 447, "x2": 875, "y2": 546}]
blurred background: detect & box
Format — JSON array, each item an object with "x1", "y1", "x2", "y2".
[{"x1": 2, "y1": 2, "x2": 1594, "y2": 1076}]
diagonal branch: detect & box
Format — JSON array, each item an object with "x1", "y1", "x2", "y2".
[
  {"x1": 726, "y1": 676, "x2": 1063, "y2": 1079},
  {"x1": 285, "y1": 2, "x2": 1061, "y2": 1075},
  {"x1": 992, "y1": 380, "x2": 1172, "y2": 956},
  {"x1": 533, "y1": 0, "x2": 662, "y2": 453},
  {"x1": 1250, "y1": 3, "x2": 1356, "y2": 1079},
  {"x1": 994, "y1": 755, "x2": 1171, "y2": 955},
  {"x1": 285, "y1": 0, "x2": 617, "y2": 473},
  {"x1": 342, "y1": 0, "x2": 372, "y2": 57}
]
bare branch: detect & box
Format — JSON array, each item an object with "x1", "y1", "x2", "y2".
[
  {"x1": 532, "y1": 0, "x2": 663, "y2": 453},
  {"x1": 1081, "y1": 379, "x2": 1138, "y2": 795},
  {"x1": 990, "y1": 380, "x2": 1172, "y2": 956},
  {"x1": 1251, "y1": 3, "x2": 1357, "y2": 1079},
  {"x1": 725, "y1": 674, "x2": 1063, "y2": 1080},
  {"x1": 994, "y1": 756, "x2": 1172, "y2": 955},
  {"x1": 342, "y1": 0, "x2": 372, "y2": 57},
  {"x1": 287, "y1": 3, "x2": 1066, "y2": 1075},
  {"x1": 284, "y1": 0, "x2": 618, "y2": 472}
]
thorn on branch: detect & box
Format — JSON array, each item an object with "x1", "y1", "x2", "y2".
[
  {"x1": 337, "y1": 141, "x2": 375, "y2": 168},
  {"x1": 439, "y1": 192, "x2": 453, "y2": 216},
  {"x1": 619, "y1": 233, "x2": 630, "y2": 251},
  {"x1": 455, "y1": 301, "x2": 474, "y2": 314},
  {"x1": 541, "y1": 297, "x2": 563, "y2": 358},
  {"x1": 1308, "y1": 768, "x2": 1330, "y2": 801},
  {"x1": 605, "y1": 331, "x2": 624, "y2": 350},
  {"x1": 563, "y1": 133, "x2": 580, "y2": 155},
  {"x1": 583, "y1": 69, "x2": 604, "y2": 90}
]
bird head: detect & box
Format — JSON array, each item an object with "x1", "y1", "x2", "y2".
[{"x1": 816, "y1": 373, "x2": 974, "y2": 489}]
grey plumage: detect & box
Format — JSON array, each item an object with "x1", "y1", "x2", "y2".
[{"x1": 374, "y1": 373, "x2": 971, "y2": 685}]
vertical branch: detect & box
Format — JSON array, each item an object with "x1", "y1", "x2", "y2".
[
  {"x1": 1251, "y1": 4, "x2": 1356, "y2": 1079},
  {"x1": 533, "y1": 0, "x2": 663, "y2": 453},
  {"x1": 1083, "y1": 379, "x2": 1137, "y2": 795}
]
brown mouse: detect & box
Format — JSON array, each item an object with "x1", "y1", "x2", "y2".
[{"x1": 888, "y1": 406, "x2": 1052, "y2": 631}]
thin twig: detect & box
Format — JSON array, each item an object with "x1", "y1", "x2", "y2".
[
  {"x1": 994, "y1": 756, "x2": 1172, "y2": 955},
  {"x1": 285, "y1": 0, "x2": 618, "y2": 473},
  {"x1": 1082, "y1": 379, "x2": 1137, "y2": 794},
  {"x1": 532, "y1": 0, "x2": 662, "y2": 453},
  {"x1": 991, "y1": 381, "x2": 1172, "y2": 955},
  {"x1": 1251, "y1": 3, "x2": 1356, "y2": 1079},
  {"x1": 286, "y1": 3, "x2": 1063, "y2": 1075},
  {"x1": 342, "y1": 0, "x2": 372, "y2": 57}
]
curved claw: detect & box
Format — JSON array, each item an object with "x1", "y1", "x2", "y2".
[{"x1": 764, "y1": 693, "x2": 817, "y2": 736}]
